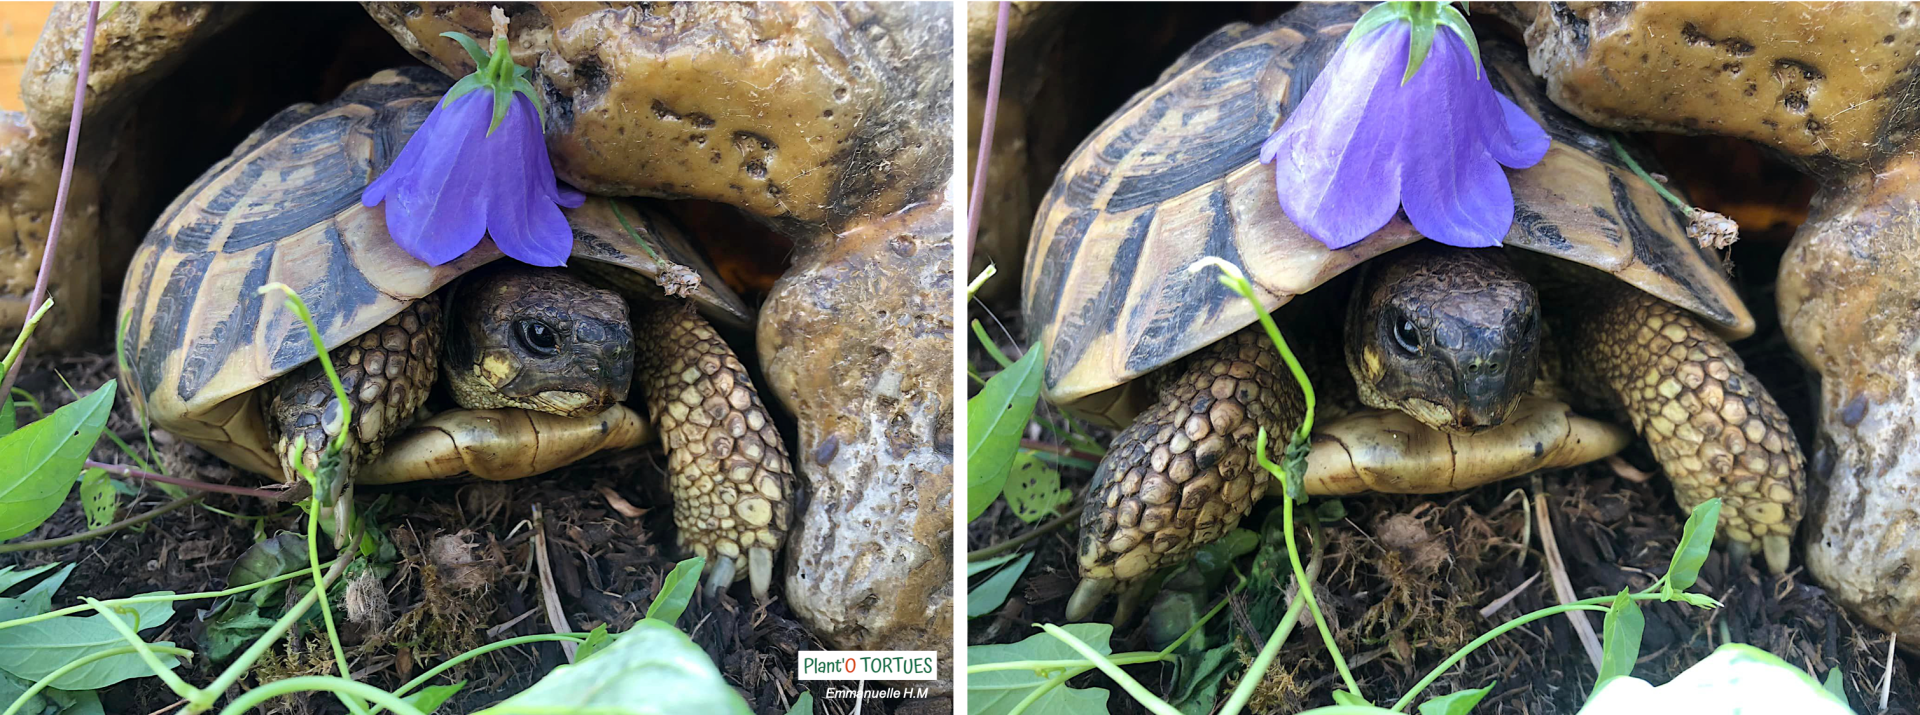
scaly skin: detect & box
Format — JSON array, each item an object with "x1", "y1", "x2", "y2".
[
  {"x1": 633, "y1": 303, "x2": 794, "y2": 599},
  {"x1": 1071, "y1": 329, "x2": 1304, "y2": 623},
  {"x1": 1559, "y1": 287, "x2": 1803, "y2": 572},
  {"x1": 266, "y1": 295, "x2": 443, "y2": 489},
  {"x1": 1071, "y1": 286, "x2": 1805, "y2": 621}
]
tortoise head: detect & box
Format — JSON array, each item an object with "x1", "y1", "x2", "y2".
[
  {"x1": 1345, "y1": 244, "x2": 1540, "y2": 434},
  {"x1": 443, "y1": 264, "x2": 634, "y2": 418}
]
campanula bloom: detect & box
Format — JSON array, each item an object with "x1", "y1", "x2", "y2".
[
  {"x1": 1260, "y1": 2, "x2": 1549, "y2": 249},
  {"x1": 362, "y1": 26, "x2": 583, "y2": 267}
]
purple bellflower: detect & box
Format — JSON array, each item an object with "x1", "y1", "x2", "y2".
[
  {"x1": 363, "y1": 28, "x2": 583, "y2": 267},
  {"x1": 1259, "y1": 2, "x2": 1549, "y2": 249}
]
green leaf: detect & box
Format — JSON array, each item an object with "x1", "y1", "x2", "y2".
[
  {"x1": 1003, "y1": 453, "x2": 1072, "y2": 523},
  {"x1": 1418, "y1": 683, "x2": 1494, "y2": 715},
  {"x1": 1, "y1": 395, "x2": 14, "y2": 438},
  {"x1": 968, "y1": 624, "x2": 1113, "y2": 715},
  {"x1": 48, "y1": 688, "x2": 101, "y2": 715},
  {"x1": 1333, "y1": 690, "x2": 1372, "y2": 706},
  {"x1": 645, "y1": 557, "x2": 703, "y2": 625},
  {"x1": 440, "y1": 31, "x2": 491, "y2": 66},
  {"x1": 1170, "y1": 643, "x2": 1235, "y2": 713},
  {"x1": 967, "y1": 346, "x2": 1044, "y2": 521},
  {"x1": 404, "y1": 681, "x2": 466, "y2": 714},
  {"x1": 574, "y1": 624, "x2": 612, "y2": 663},
  {"x1": 1595, "y1": 589, "x2": 1644, "y2": 696},
  {"x1": 0, "y1": 382, "x2": 114, "y2": 541},
  {"x1": 476, "y1": 619, "x2": 752, "y2": 715},
  {"x1": 1314, "y1": 500, "x2": 1348, "y2": 523},
  {"x1": 1822, "y1": 668, "x2": 1846, "y2": 707},
  {"x1": 0, "y1": 563, "x2": 75, "y2": 621},
  {"x1": 966, "y1": 552, "x2": 1022, "y2": 578},
  {"x1": 0, "y1": 600, "x2": 177, "y2": 689},
  {"x1": 966, "y1": 552, "x2": 1033, "y2": 619},
  {"x1": 230, "y1": 533, "x2": 308, "y2": 607},
  {"x1": 0, "y1": 561, "x2": 64, "y2": 593},
  {"x1": 0, "y1": 670, "x2": 45, "y2": 715},
  {"x1": 784, "y1": 692, "x2": 814, "y2": 715},
  {"x1": 77, "y1": 469, "x2": 113, "y2": 531},
  {"x1": 1665, "y1": 498, "x2": 1722, "y2": 593},
  {"x1": 203, "y1": 605, "x2": 277, "y2": 664}
]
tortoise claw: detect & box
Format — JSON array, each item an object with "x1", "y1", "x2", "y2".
[
  {"x1": 704, "y1": 555, "x2": 738, "y2": 598},
  {"x1": 1067, "y1": 578, "x2": 1115, "y2": 622},
  {"x1": 749, "y1": 547, "x2": 774, "y2": 600},
  {"x1": 1763, "y1": 535, "x2": 1791, "y2": 575}
]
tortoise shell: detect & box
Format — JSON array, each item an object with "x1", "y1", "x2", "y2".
[
  {"x1": 119, "y1": 67, "x2": 749, "y2": 477},
  {"x1": 1023, "y1": 4, "x2": 1749, "y2": 421}
]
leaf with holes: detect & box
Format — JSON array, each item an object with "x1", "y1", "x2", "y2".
[
  {"x1": 1003, "y1": 452, "x2": 1072, "y2": 523},
  {"x1": 0, "y1": 382, "x2": 114, "y2": 541},
  {"x1": 968, "y1": 346, "x2": 1044, "y2": 522},
  {"x1": 78, "y1": 469, "x2": 114, "y2": 530}
]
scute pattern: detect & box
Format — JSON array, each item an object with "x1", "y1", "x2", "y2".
[
  {"x1": 1024, "y1": 4, "x2": 1752, "y2": 414},
  {"x1": 121, "y1": 68, "x2": 749, "y2": 477},
  {"x1": 634, "y1": 305, "x2": 794, "y2": 569}
]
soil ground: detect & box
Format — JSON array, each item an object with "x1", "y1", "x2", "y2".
[{"x1": 7, "y1": 351, "x2": 905, "y2": 715}]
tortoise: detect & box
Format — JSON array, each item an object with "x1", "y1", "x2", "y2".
[
  {"x1": 116, "y1": 67, "x2": 795, "y2": 598},
  {"x1": 1021, "y1": 4, "x2": 1808, "y2": 621}
]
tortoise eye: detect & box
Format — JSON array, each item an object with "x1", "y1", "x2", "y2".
[
  {"x1": 1391, "y1": 318, "x2": 1421, "y2": 355},
  {"x1": 515, "y1": 319, "x2": 560, "y2": 356}
]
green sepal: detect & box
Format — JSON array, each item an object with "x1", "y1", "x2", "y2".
[
  {"x1": 440, "y1": 31, "x2": 492, "y2": 67},
  {"x1": 441, "y1": 73, "x2": 488, "y2": 107},
  {"x1": 489, "y1": 83, "x2": 512, "y2": 135},
  {"x1": 1437, "y1": 3, "x2": 1484, "y2": 79},
  {"x1": 1346, "y1": 2, "x2": 1403, "y2": 49},
  {"x1": 1403, "y1": 18, "x2": 1436, "y2": 84},
  {"x1": 514, "y1": 76, "x2": 544, "y2": 116}
]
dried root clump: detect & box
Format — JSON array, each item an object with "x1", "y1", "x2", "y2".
[
  {"x1": 430, "y1": 531, "x2": 496, "y2": 593},
  {"x1": 345, "y1": 571, "x2": 391, "y2": 630}
]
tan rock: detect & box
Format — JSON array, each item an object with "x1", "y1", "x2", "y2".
[
  {"x1": 758, "y1": 199, "x2": 954, "y2": 693},
  {"x1": 1, "y1": 2, "x2": 249, "y2": 349},
  {"x1": 1499, "y1": 1, "x2": 1920, "y2": 170},
  {"x1": 362, "y1": 2, "x2": 950, "y2": 235}
]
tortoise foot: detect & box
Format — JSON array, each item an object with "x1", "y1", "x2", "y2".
[
  {"x1": 634, "y1": 305, "x2": 794, "y2": 599},
  {"x1": 1568, "y1": 289, "x2": 1805, "y2": 572},
  {"x1": 1066, "y1": 578, "x2": 1115, "y2": 622}
]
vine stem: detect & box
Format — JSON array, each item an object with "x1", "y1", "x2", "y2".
[
  {"x1": 189, "y1": 533, "x2": 358, "y2": 713},
  {"x1": 1607, "y1": 133, "x2": 1693, "y2": 215},
  {"x1": 0, "y1": 557, "x2": 339, "y2": 631},
  {"x1": 1388, "y1": 593, "x2": 1671, "y2": 711},
  {"x1": 966, "y1": 505, "x2": 1083, "y2": 562},
  {"x1": 965, "y1": 0, "x2": 1011, "y2": 258},
  {"x1": 1282, "y1": 484, "x2": 1360, "y2": 696},
  {"x1": 0, "y1": 0, "x2": 97, "y2": 402},
  {"x1": 368, "y1": 634, "x2": 588, "y2": 715},
  {"x1": 0, "y1": 493, "x2": 203, "y2": 554},
  {"x1": 85, "y1": 460, "x2": 289, "y2": 500},
  {"x1": 1218, "y1": 509, "x2": 1326, "y2": 715},
  {"x1": 214, "y1": 677, "x2": 426, "y2": 715},
  {"x1": 3, "y1": 644, "x2": 194, "y2": 715}
]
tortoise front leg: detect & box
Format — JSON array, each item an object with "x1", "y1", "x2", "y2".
[
  {"x1": 266, "y1": 295, "x2": 443, "y2": 491},
  {"x1": 1072, "y1": 329, "x2": 1304, "y2": 623},
  {"x1": 1562, "y1": 288, "x2": 1804, "y2": 572},
  {"x1": 633, "y1": 304, "x2": 794, "y2": 600}
]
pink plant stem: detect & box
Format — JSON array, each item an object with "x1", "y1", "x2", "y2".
[
  {"x1": 85, "y1": 459, "x2": 291, "y2": 501},
  {"x1": 0, "y1": 1, "x2": 99, "y2": 401},
  {"x1": 965, "y1": 0, "x2": 1011, "y2": 260}
]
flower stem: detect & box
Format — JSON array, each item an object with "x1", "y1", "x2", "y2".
[
  {"x1": 215, "y1": 677, "x2": 427, "y2": 715},
  {"x1": 1283, "y1": 485, "x2": 1361, "y2": 697},
  {"x1": 1388, "y1": 592, "x2": 1673, "y2": 711},
  {"x1": 1218, "y1": 524, "x2": 1325, "y2": 715},
  {"x1": 0, "y1": 0, "x2": 96, "y2": 402},
  {"x1": 1607, "y1": 133, "x2": 1693, "y2": 215},
  {"x1": 965, "y1": 0, "x2": 1011, "y2": 259}
]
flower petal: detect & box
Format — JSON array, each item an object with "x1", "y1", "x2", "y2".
[
  {"x1": 1398, "y1": 28, "x2": 1516, "y2": 247},
  {"x1": 1264, "y1": 23, "x2": 1412, "y2": 248},
  {"x1": 482, "y1": 96, "x2": 574, "y2": 267}
]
